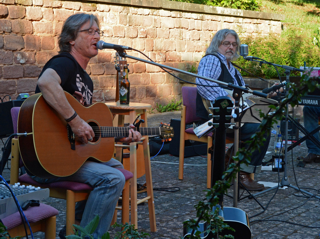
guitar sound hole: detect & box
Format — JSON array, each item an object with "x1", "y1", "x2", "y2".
[{"x1": 88, "y1": 122, "x2": 100, "y2": 142}]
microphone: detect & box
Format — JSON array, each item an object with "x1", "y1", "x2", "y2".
[
  {"x1": 96, "y1": 41, "x2": 132, "y2": 51},
  {"x1": 240, "y1": 44, "x2": 248, "y2": 57},
  {"x1": 243, "y1": 56, "x2": 259, "y2": 61},
  {"x1": 262, "y1": 82, "x2": 287, "y2": 93}
]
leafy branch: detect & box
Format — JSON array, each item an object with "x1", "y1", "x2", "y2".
[{"x1": 183, "y1": 73, "x2": 317, "y2": 238}]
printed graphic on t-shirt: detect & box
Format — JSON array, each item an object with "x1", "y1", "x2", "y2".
[{"x1": 76, "y1": 74, "x2": 92, "y2": 105}]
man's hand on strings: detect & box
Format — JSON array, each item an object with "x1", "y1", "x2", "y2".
[{"x1": 117, "y1": 124, "x2": 142, "y2": 143}]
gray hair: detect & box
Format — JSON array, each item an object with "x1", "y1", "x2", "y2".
[
  {"x1": 205, "y1": 29, "x2": 241, "y2": 61},
  {"x1": 58, "y1": 13, "x2": 100, "y2": 53}
]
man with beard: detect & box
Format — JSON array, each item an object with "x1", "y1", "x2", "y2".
[{"x1": 196, "y1": 29, "x2": 271, "y2": 191}]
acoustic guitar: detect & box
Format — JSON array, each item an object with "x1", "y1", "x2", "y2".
[{"x1": 18, "y1": 92, "x2": 173, "y2": 178}]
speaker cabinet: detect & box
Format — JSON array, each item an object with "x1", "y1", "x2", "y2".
[{"x1": 169, "y1": 119, "x2": 207, "y2": 157}]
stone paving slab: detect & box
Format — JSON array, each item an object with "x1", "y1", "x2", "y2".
[{"x1": 1, "y1": 111, "x2": 320, "y2": 239}]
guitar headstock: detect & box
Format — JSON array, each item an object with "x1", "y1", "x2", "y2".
[{"x1": 159, "y1": 123, "x2": 174, "y2": 141}]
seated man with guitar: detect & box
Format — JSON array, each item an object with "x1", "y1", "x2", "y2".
[
  {"x1": 30, "y1": 13, "x2": 141, "y2": 238},
  {"x1": 196, "y1": 29, "x2": 271, "y2": 191}
]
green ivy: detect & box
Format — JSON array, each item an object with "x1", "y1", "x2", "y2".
[{"x1": 170, "y1": 0, "x2": 260, "y2": 11}]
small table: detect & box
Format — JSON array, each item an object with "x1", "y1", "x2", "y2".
[{"x1": 105, "y1": 102, "x2": 152, "y2": 128}]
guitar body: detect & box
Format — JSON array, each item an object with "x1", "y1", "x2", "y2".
[
  {"x1": 18, "y1": 92, "x2": 114, "y2": 178},
  {"x1": 183, "y1": 207, "x2": 251, "y2": 239}
]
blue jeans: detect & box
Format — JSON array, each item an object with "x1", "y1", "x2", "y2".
[
  {"x1": 303, "y1": 106, "x2": 320, "y2": 155},
  {"x1": 227, "y1": 123, "x2": 271, "y2": 173},
  {"x1": 31, "y1": 158, "x2": 125, "y2": 238}
]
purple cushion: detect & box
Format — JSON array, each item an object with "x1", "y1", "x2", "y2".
[
  {"x1": 19, "y1": 168, "x2": 132, "y2": 191},
  {"x1": 19, "y1": 174, "x2": 93, "y2": 191},
  {"x1": 182, "y1": 87, "x2": 202, "y2": 124},
  {"x1": 2, "y1": 203, "x2": 58, "y2": 230},
  {"x1": 185, "y1": 128, "x2": 213, "y2": 137},
  {"x1": 116, "y1": 168, "x2": 133, "y2": 180}
]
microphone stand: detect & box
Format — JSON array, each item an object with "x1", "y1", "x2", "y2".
[
  {"x1": 246, "y1": 59, "x2": 320, "y2": 200},
  {"x1": 116, "y1": 50, "x2": 270, "y2": 207}
]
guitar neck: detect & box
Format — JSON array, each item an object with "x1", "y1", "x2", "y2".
[{"x1": 100, "y1": 127, "x2": 160, "y2": 138}]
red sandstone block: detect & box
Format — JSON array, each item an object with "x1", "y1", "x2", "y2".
[
  {"x1": 176, "y1": 40, "x2": 186, "y2": 52},
  {"x1": 98, "y1": 52, "x2": 112, "y2": 63},
  {"x1": 141, "y1": 73, "x2": 150, "y2": 85},
  {"x1": 156, "y1": 52, "x2": 165, "y2": 62},
  {"x1": 157, "y1": 28, "x2": 169, "y2": 39},
  {"x1": 0, "y1": 20, "x2": 12, "y2": 33},
  {"x1": 24, "y1": 65, "x2": 42, "y2": 77},
  {"x1": 0, "y1": 51, "x2": 13, "y2": 64},
  {"x1": 161, "y1": 17, "x2": 174, "y2": 29},
  {"x1": 151, "y1": 73, "x2": 165, "y2": 84},
  {"x1": 138, "y1": 28, "x2": 147, "y2": 38},
  {"x1": 135, "y1": 86, "x2": 146, "y2": 99},
  {"x1": 158, "y1": 84, "x2": 172, "y2": 96},
  {"x1": 153, "y1": 39, "x2": 163, "y2": 51},
  {"x1": 104, "y1": 89, "x2": 116, "y2": 101},
  {"x1": 0, "y1": 5, "x2": 8, "y2": 17},
  {"x1": 142, "y1": 16, "x2": 153, "y2": 27},
  {"x1": 163, "y1": 40, "x2": 175, "y2": 51},
  {"x1": 8, "y1": 6, "x2": 25, "y2": 19},
  {"x1": 16, "y1": 0, "x2": 32, "y2": 5},
  {"x1": 91, "y1": 64, "x2": 105, "y2": 75},
  {"x1": 146, "y1": 64, "x2": 160, "y2": 73},
  {"x1": 190, "y1": 31, "x2": 200, "y2": 40},
  {"x1": 90, "y1": 75, "x2": 99, "y2": 89},
  {"x1": 119, "y1": 13, "x2": 127, "y2": 25},
  {"x1": 36, "y1": 51, "x2": 49, "y2": 64},
  {"x1": 133, "y1": 63, "x2": 146, "y2": 73},
  {"x1": 54, "y1": 22, "x2": 63, "y2": 36},
  {"x1": 97, "y1": 4, "x2": 110, "y2": 12},
  {"x1": 17, "y1": 78, "x2": 37, "y2": 93},
  {"x1": 0, "y1": 37, "x2": 3, "y2": 49},
  {"x1": 12, "y1": 20, "x2": 33, "y2": 34},
  {"x1": 41, "y1": 36, "x2": 55, "y2": 50},
  {"x1": 81, "y1": 3, "x2": 97, "y2": 12},
  {"x1": 166, "y1": 52, "x2": 181, "y2": 62},
  {"x1": 14, "y1": 51, "x2": 35, "y2": 64},
  {"x1": 26, "y1": 7, "x2": 42, "y2": 20},
  {"x1": 129, "y1": 74, "x2": 142, "y2": 85},
  {"x1": 146, "y1": 85, "x2": 156, "y2": 97},
  {"x1": 113, "y1": 26, "x2": 125, "y2": 37},
  {"x1": 4, "y1": 35, "x2": 24, "y2": 50},
  {"x1": 145, "y1": 39, "x2": 153, "y2": 51},
  {"x1": 125, "y1": 27, "x2": 138, "y2": 38},
  {"x1": 0, "y1": 66, "x2": 2, "y2": 78},
  {"x1": 146, "y1": 28, "x2": 156, "y2": 38},
  {"x1": 1, "y1": 0, "x2": 14, "y2": 5},
  {"x1": 128, "y1": 15, "x2": 142, "y2": 26},
  {"x1": 99, "y1": 75, "x2": 116, "y2": 88},
  {"x1": 208, "y1": 21, "x2": 218, "y2": 31},
  {"x1": 62, "y1": 2, "x2": 81, "y2": 10},
  {"x1": 54, "y1": 9, "x2": 73, "y2": 22},
  {"x1": 181, "y1": 19, "x2": 189, "y2": 29},
  {"x1": 0, "y1": 80, "x2": 16, "y2": 94},
  {"x1": 33, "y1": 22, "x2": 53, "y2": 34},
  {"x1": 169, "y1": 29, "x2": 182, "y2": 40},
  {"x1": 25, "y1": 35, "x2": 41, "y2": 51},
  {"x1": 195, "y1": 20, "x2": 202, "y2": 30},
  {"x1": 132, "y1": 38, "x2": 145, "y2": 51},
  {"x1": 43, "y1": 0, "x2": 61, "y2": 7},
  {"x1": 188, "y1": 19, "x2": 195, "y2": 30},
  {"x1": 33, "y1": 0, "x2": 43, "y2": 6},
  {"x1": 105, "y1": 63, "x2": 117, "y2": 75},
  {"x1": 3, "y1": 65, "x2": 23, "y2": 79},
  {"x1": 129, "y1": 87, "x2": 136, "y2": 99}
]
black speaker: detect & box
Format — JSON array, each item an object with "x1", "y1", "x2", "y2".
[
  {"x1": 0, "y1": 100, "x2": 24, "y2": 138},
  {"x1": 169, "y1": 119, "x2": 207, "y2": 157}
]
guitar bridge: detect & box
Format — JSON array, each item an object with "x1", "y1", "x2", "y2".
[{"x1": 67, "y1": 125, "x2": 75, "y2": 150}]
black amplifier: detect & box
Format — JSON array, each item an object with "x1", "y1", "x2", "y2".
[{"x1": 0, "y1": 100, "x2": 24, "y2": 138}]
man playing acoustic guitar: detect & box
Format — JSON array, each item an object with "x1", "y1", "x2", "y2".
[{"x1": 31, "y1": 13, "x2": 141, "y2": 238}]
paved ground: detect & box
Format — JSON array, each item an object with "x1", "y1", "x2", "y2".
[{"x1": 2, "y1": 110, "x2": 320, "y2": 239}]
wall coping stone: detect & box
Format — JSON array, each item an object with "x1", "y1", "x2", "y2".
[{"x1": 95, "y1": 0, "x2": 284, "y2": 21}]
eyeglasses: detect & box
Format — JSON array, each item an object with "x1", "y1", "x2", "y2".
[
  {"x1": 79, "y1": 28, "x2": 104, "y2": 36},
  {"x1": 221, "y1": 41, "x2": 238, "y2": 48}
]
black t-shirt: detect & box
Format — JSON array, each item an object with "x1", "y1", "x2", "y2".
[{"x1": 35, "y1": 52, "x2": 93, "y2": 106}]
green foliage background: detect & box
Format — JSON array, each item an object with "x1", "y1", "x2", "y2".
[
  {"x1": 171, "y1": 0, "x2": 260, "y2": 11},
  {"x1": 237, "y1": 30, "x2": 320, "y2": 79}
]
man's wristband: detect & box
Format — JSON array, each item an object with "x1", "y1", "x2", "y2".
[{"x1": 65, "y1": 111, "x2": 78, "y2": 123}]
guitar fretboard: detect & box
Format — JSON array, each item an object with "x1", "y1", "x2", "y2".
[{"x1": 99, "y1": 127, "x2": 161, "y2": 138}]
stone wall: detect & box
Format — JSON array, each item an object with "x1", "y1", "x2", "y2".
[{"x1": 0, "y1": 0, "x2": 283, "y2": 108}]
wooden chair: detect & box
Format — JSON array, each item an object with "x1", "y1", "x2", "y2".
[
  {"x1": 2, "y1": 203, "x2": 58, "y2": 239},
  {"x1": 178, "y1": 86, "x2": 233, "y2": 188},
  {"x1": 114, "y1": 137, "x2": 157, "y2": 232},
  {"x1": 10, "y1": 107, "x2": 133, "y2": 236}
]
